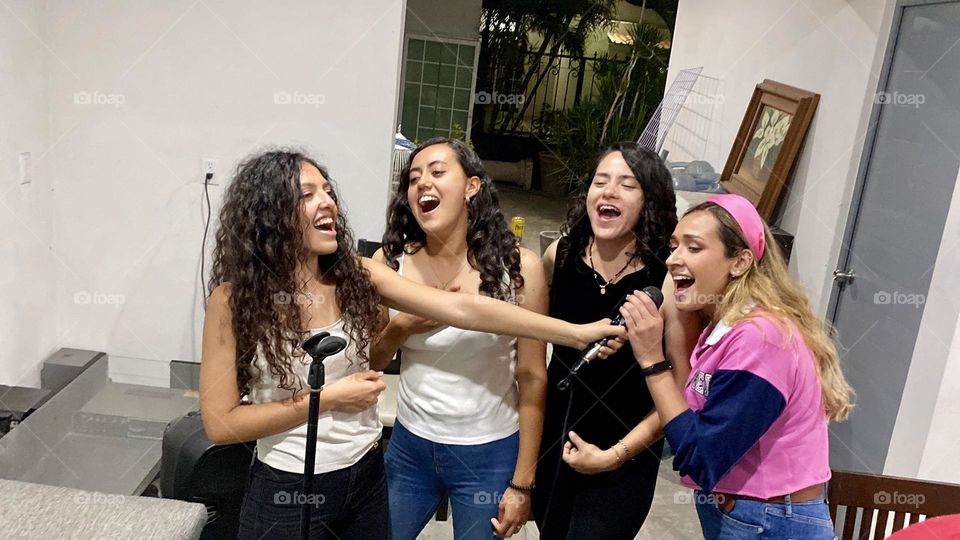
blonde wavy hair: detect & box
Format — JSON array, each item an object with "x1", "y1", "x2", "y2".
[{"x1": 688, "y1": 202, "x2": 854, "y2": 422}]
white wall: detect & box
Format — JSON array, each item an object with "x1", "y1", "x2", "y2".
[
  {"x1": 891, "y1": 165, "x2": 960, "y2": 482},
  {"x1": 1, "y1": 1, "x2": 406, "y2": 385},
  {"x1": 0, "y1": 0, "x2": 57, "y2": 387},
  {"x1": 665, "y1": 0, "x2": 896, "y2": 314},
  {"x1": 667, "y1": 0, "x2": 960, "y2": 483}
]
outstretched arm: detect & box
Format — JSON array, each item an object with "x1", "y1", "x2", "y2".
[{"x1": 362, "y1": 256, "x2": 624, "y2": 350}]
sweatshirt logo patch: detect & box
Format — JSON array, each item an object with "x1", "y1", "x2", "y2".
[{"x1": 692, "y1": 370, "x2": 712, "y2": 397}]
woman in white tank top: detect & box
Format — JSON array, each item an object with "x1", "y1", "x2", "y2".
[
  {"x1": 374, "y1": 138, "x2": 555, "y2": 539},
  {"x1": 199, "y1": 150, "x2": 626, "y2": 539}
]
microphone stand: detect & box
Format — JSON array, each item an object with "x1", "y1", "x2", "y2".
[{"x1": 299, "y1": 331, "x2": 347, "y2": 540}]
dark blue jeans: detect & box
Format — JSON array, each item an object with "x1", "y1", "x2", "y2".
[
  {"x1": 238, "y1": 443, "x2": 389, "y2": 539},
  {"x1": 385, "y1": 421, "x2": 519, "y2": 540},
  {"x1": 695, "y1": 491, "x2": 836, "y2": 539}
]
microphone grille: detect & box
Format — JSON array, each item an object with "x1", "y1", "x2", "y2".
[{"x1": 642, "y1": 286, "x2": 664, "y2": 309}]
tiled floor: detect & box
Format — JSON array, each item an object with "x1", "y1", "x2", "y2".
[
  {"x1": 417, "y1": 459, "x2": 702, "y2": 539},
  {"x1": 493, "y1": 183, "x2": 572, "y2": 256}
]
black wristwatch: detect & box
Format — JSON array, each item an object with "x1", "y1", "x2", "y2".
[{"x1": 640, "y1": 359, "x2": 673, "y2": 377}]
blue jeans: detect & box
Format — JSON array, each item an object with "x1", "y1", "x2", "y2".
[
  {"x1": 695, "y1": 491, "x2": 836, "y2": 539},
  {"x1": 385, "y1": 421, "x2": 519, "y2": 540},
  {"x1": 238, "y1": 444, "x2": 389, "y2": 539}
]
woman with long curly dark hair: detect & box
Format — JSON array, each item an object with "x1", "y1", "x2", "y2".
[
  {"x1": 199, "y1": 149, "x2": 624, "y2": 539},
  {"x1": 372, "y1": 138, "x2": 547, "y2": 539},
  {"x1": 533, "y1": 143, "x2": 701, "y2": 539}
]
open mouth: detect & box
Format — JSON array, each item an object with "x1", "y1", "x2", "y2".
[
  {"x1": 314, "y1": 216, "x2": 336, "y2": 235},
  {"x1": 597, "y1": 204, "x2": 622, "y2": 221},
  {"x1": 673, "y1": 274, "x2": 695, "y2": 294},
  {"x1": 418, "y1": 194, "x2": 441, "y2": 214}
]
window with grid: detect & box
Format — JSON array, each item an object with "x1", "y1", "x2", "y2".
[{"x1": 400, "y1": 38, "x2": 476, "y2": 142}]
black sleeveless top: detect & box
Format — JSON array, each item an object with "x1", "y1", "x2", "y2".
[{"x1": 541, "y1": 236, "x2": 668, "y2": 456}]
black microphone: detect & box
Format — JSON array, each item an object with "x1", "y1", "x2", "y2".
[
  {"x1": 557, "y1": 286, "x2": 663, "y2": 390},
  {"x1": 299, "y1": 331, "x2": 347, "y2": 540}
]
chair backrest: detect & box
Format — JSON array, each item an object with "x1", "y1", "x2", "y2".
[
  {"x1": 828, "y1": 469, "x2": 960, "y2": 539},
  {"x1": 357, "y1": 238, "x2": 382, "y2": 258}
]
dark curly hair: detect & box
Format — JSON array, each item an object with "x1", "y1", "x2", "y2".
[
  {"x1": 207, "y1": 149, "x2": 381, "y2": 398},
  {"x1": 381, "y1": 137, "x2": 522, "y2": 300},
  {"x1": 559, "y1": 142, "x2": 677, "y2": 270}
]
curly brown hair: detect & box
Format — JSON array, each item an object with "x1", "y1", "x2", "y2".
[
  {"x1": 560, "y1": 142, "x2": 677, "y2": 270},
  {"x1": 207, "y1": 149, "x2": 381, "y2": 397},
  {"x1": 381, "y1": 137, "x2": 522, "y2": 300}
]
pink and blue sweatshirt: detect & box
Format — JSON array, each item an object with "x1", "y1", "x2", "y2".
[{"x1": 662, "y1": 313, "x2": 832, "y2": 499}]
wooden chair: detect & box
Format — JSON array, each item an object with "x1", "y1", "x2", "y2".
[{"x1": 828, "y1": 470, "x2": 960, "y2": 539}]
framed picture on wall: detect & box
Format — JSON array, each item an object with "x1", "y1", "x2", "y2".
[{"x1": 720, "y1": 80, "x2": 820, "y2": 220}]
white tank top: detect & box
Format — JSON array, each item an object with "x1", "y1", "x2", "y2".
[
  {"x1": 390, "y1": 254, "x2": 520, "y2": 444},
  {"x1": 247, "y1": 319, "x2": 381, "y2": 474}
]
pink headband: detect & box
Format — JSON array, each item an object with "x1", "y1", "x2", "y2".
[{"x1": 707, "y1": 194, "x2": 766, "y2": 260}]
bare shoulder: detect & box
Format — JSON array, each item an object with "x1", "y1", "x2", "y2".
[
  {"x1": 372, "y1": 247, "x2": 386, "y2": 264},
  {"x1": 518, "y1": 246, "x2": 542, "y2": 269},
  {"x1": 208, "y1": 283, "x2": 233, "y2": 311},
  {"x1": 541, "y1": 239, "x2": 561, "y2": 284}
]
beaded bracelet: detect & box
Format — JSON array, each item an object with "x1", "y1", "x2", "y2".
[
  {"x1": 508, "y1": 480, "x2": 535, "y2": 492},
  {"x1": 617, "y1": 439, "x2": 631, "y2": 460},
  {"x1": 612, "y1": 445, "x2": 625, "y2": 465}
]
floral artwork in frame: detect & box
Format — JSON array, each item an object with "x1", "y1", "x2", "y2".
[{"x1": 720, "y1": 80, "x2": 819, "y2": 220}]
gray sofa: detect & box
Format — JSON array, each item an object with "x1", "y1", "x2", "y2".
[{"x1": 0, "y1": 479, "x2": 206, "y2": 539}]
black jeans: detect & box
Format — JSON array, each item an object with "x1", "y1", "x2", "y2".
[{"x1": 238, "y1": 443, "x2": 389, "y2": 539}]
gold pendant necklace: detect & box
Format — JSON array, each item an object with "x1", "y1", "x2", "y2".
[{"x1": 588, "y1": 239, "x2": 635, "y2": 295}]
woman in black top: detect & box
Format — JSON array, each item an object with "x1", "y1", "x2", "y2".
[{"x1": 533, "y1": 143, "x2": 700, "y2": 539}]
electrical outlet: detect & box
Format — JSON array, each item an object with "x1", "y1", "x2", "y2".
[
  {"x1": 202, "y1": 158, "x2": 218, "y2": 185},
  {"x1": 19, "y1": 152, "x2": 32, "y2": 185}
]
